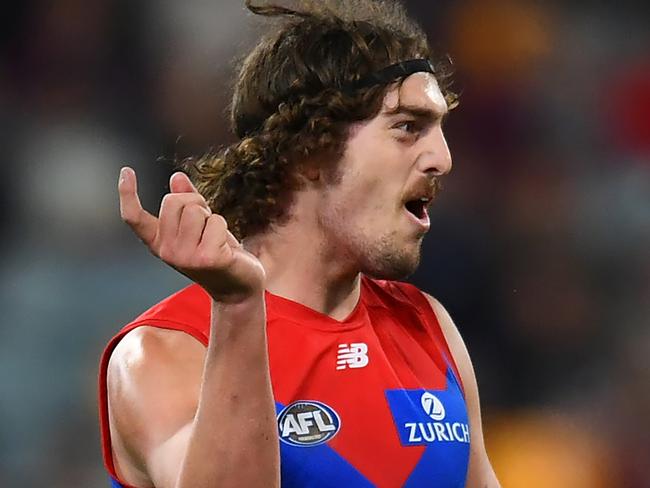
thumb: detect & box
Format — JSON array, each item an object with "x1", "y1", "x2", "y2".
[{"x1": 170, "y1": 171, "x2": 199, "y2": 194}]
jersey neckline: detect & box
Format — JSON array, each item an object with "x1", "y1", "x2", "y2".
[{"x1": 264, "y1": 276, "x2": 370, "y2": 331}]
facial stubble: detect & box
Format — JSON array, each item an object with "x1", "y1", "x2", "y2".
[{"x1": 358, "y1": 229, "x2": 424, "y2": 280}]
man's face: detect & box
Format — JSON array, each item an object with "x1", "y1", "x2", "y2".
[{"x1": 318, "y1": 73, "x2": 452, "y2": 279}]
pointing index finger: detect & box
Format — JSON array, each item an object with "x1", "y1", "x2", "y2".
[{"x1": 118, "y1": 167, "x2": 158, "y2": 247}]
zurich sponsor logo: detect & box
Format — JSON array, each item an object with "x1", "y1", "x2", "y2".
[
  {"x1": 277, "y1": 400, "x2": 341, "y2": 447},
  {"x1": 386, "y1": 388, "x2": 471, "y2": 447}
]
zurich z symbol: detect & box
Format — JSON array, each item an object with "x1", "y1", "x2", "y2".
[
  {"x1": 336, "y1": 343, "x2": 369, "y2": 370},
  {"x1": 421, "y1": 392, "x2": 445, "y2": 421}
]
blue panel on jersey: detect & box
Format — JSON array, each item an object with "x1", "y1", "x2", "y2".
[
  {"x1": 385, "y1": 369, "x2": 470, "y2": 488},
  {"x1": 109, "y1": 477, "x2": 124, "y2": 488},
  {"x1": 276, "y1": 402, "x2": 375, "y2": 488}
]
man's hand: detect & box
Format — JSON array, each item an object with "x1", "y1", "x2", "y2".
[{"x1": 118, "y1": 167, "x2": 266, "y2": 303}]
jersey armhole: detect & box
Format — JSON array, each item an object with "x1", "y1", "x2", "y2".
[
  {"x1": 97, "y1": 320, "x2": 208, "y2": 488},
  {"x1": 392, "y1": 282, "x2": 466, "y2": 396}
]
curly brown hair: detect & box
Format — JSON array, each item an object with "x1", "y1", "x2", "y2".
[{"x1": 184, "y1": 0, "x2": 457, "y2": 240}]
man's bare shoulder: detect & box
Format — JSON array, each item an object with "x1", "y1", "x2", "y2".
[
  {"x1": 109, "y1": 326, "x2": 206, "y2": 374},
  {"x1": 107, "y1": 326, "x2": 206, "y2": 477},
  {"x1": 108, "y1": 325, "x2": 206, "y2": 422}
]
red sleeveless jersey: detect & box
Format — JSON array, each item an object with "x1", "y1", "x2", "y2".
[{"x1": 98, "y1": 276, "x2": 469, "y2": 488}]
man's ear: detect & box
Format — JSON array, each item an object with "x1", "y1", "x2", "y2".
[
  {"x1": 302, "y1": 164, "x2": 320, "y2": 182},
  {"x1": 296, "y1": 158, "x2": 322, "y2": 183}
]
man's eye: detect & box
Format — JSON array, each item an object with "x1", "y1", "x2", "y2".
[{"x1": 394, "y1": 121, "x2": 417, "y2": 133}]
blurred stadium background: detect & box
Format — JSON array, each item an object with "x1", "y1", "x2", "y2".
[{"x1": 1, "y1": 0, "x2": 648, "y2": 486}]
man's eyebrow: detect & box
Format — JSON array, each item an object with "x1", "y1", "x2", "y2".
[{"x1": 385, "y1": 104, "x2": 448, "y2": 121}]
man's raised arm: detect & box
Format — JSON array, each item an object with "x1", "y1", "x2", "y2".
[{"x1": 107, "y1": 168, "x2": 279, "y2": 488}]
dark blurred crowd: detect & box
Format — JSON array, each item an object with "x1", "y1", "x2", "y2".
[{"x1": 0, "y1": 1, "x2": 648, "y2": 487}]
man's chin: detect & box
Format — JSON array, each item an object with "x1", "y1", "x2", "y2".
[{"x1": 362, "y1": 251, "x2": 421, "y2": 281}]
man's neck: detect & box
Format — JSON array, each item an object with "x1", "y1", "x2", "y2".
[{"x1": 244, "y1": 224, "x2": 361, "y2": 322}]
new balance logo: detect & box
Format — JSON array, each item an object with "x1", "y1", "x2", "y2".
[{"x1": 336, "y1": 343, "x2": 369, "y2": 370}]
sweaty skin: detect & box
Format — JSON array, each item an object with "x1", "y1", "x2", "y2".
[{"x1": 108, "y1": 73, "x2": 501, "y2": 488}]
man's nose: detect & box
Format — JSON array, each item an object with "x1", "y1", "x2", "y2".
[{"x1": 415, "y1": 127, "x2": 452, "y2": 176}]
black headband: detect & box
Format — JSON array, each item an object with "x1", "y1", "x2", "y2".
[{"x1": 349, "y1": 58, "x2": 435, "y2": 90}]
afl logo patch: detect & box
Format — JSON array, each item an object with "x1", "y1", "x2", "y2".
[{"x1": 277, "y1": 400, "x2": 341, "y2": 447}]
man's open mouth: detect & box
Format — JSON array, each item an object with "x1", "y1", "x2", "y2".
[{"x1": 404, "y1": 198, "x2": 430, "y2": 220}]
